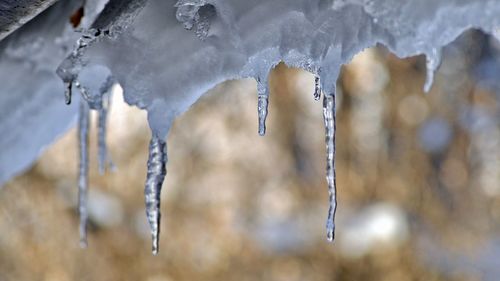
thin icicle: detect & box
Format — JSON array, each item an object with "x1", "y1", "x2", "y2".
[
  {"x1": 64, "y1": 81, "x2": 73, "y2": 105},
  {"x1": 78, "y1": 99, "x2": 90, "y2": 248},
  {"x1": 257, "y1": 77, "x2": 269, "y2": 136},
  {"x1": 97, "y1": 102, "x2": 112, "y2": 174},
  {"x1": 74, "y1": 80, "x2": 91, "y2": 101},
  {"x1": 144, "y1": 135, "x2": 168, "y2": 255},
  {"x1": 98, "y1": 90, "x2": 115, "y2": 174},
  {"x1": 423, "y1": 48, "x2": 442, "y2": 93},
  {"x1": 322, "y1": 91, "x2": 337, "y2": 242},
  {"x1": 314, "y1": 75, "x2": 322, "y2": 101}
]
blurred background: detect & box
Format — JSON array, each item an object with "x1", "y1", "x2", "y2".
[{"x1": 0, "y1": 30, "x2": 499, "y2": 281}]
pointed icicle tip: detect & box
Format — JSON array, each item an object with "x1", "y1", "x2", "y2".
[
  {"x1": 327, "y1": 225, "x2": 335, "y2": 242},
  {"x1": 144, "y1": 135, "x2": 167, "y2": 255},
  {"x1": 314, "y1": 75, "x2": 322, "y2": 101},
  {"x1": 257, "y1": 77, "x2": 269, "y2": 136},
  {"x1": 322, "y1": 91, "x2": 337, "y2": 243},
  {"x1": 65, "y1": 81, "x2": 73, "y2": 105},
  {"x1": 78, "y1": 100, "x2": 90, "y2": 247},
  {"x1": 423, "y1": 48, "x2": 442, "y2": 93}
]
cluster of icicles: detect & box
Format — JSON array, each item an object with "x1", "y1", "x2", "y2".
[{"x1": 58, "y1": 33, "x2": 442, "y2": 256}]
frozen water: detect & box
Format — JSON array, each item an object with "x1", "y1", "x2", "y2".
[
  {"x1": 175, "y1": 0, "x2": 216, "y2": 40},
  {"x1": 78, "y1": 99, "x2": 90, "y2": 248},
  {"x1": 0, "y1": 0, "x2": 83, "y2": 185},
  {"x1": 322, "y1": 91, "x2": 337, "y2": 242},
  {"x1": 314, "y1": 75, "x2": 322, "y2": 101},
  {"x1": 144, "y1": 135, "x2": 167, "y2": 255},
  {"x1": 1, "y1": 0, "x2": 500, "y2": 253},
  {"x1": 73, "y1": 0, "x2": 500, "y2": 140},
  {"x1": 257, "y1": 77, "x2": 269, "y2": 136},
  {"x1": 98, "y1": 90, "x2": 114, "y2": 174},
  {"x1": 424, "y1": 48, "x2": 443, "y2": 93}
]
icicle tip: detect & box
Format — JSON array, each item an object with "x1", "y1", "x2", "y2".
[
  {"x1": 326, "y1": 223, "x2": 335, "y2": 242},
  {"x1": 151, "y1": 235, "x2": 160, "y2": 255},
  {"x1": 64, "y1": 81, "x2": 72, "y2": 105},
  {"x1": 79, "y1": 237, "x2": 88, "y2": 248}
]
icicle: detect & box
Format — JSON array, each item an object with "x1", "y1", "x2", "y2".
[
  {"x1": 64, "y1": 81, "x2": 72, "y2": 105},
  {"x1": 57, "y1": 31, "x2": 99, "y2": 105},
  {"x1": 144, "y1": 135, "x2": 168, "y2": 255},
  {"x1": 97, "y1": 94, "x2": 114, "y2": 174},
  {"x1": 423, "y1": 48, "x2": 442, "y2": 93},
  {"x1": 97, "y1": 82, "x2": 115, "y2": 174},
  {"x1": 74, "y1": 80, "x2": 91, "y2": 101},
  {"x1": 257, "y1": 77, "x2": 269, "y2": 136},
  {"x1": 78, "y1": 99, "x2": 90, "y2": 248},
  {"x1": 314, "y1": 75, "x2": 322, "y2": 101},
  {"x1": 322, "y1": 91, "x2": 337, "y2": 242}
]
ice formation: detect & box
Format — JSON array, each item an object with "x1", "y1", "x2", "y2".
[
  {"x1": 257, "y1": 76, "x2": 270, "y2": 136},
  {"x1": 424, "y1": 48, "x2": 443, "y2": 93},
  {"x1": 1, "y1": 0, "x2": 500, "y2": 254},
  {"x1": 77, "y1": 99, "x2": 90, "y2": 247},
  {"x1": 322, "y1": 91, "x2": 337, "y2": 242},
  {"x1": 144, "y1": 135, "x2": 168, "y2": 255}
]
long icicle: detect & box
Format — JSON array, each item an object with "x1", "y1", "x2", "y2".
[
  {"x1": 78, "y1": 99, "x2": 90, "y2": 247},
  {"x1": 322, "y1": 90, "x2": 337, "y2": 242},
  {"x1": 98, "y1": 91, "x2": 114, "y2": 174},
  {"x1": 144, "y1": 135, "x2": 167, "y2": 255},
  {"x1": 257, "y1": 77, "x2": 269, "y2": 136}
]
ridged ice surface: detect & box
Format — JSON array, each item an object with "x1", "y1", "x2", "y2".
[
  {"x1": 322, "y1": 92, "x2": 337, "y2": 242},
  {"x1": 144, "y1": 135, "x2": 167, "y2": 255},
  {"x1": 257, "y1": 77, "x2": 269, "y2": 136},
  {"x1": 1, "y1": 0, "x2": 500, "y2": 252}
]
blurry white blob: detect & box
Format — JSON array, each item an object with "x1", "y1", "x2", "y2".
[
  {"x1": 493, "y1": 27, "x2": 500, "y2": 43},
  {"x1": 56, "y1": 181, "x2": 124, "y2": 228},
  {"x1": 87, "y1": 189, "x2": 124, "y2": 228},
  {"x1": 337, "y1": 203, "x2": 409, "y2": 259}
]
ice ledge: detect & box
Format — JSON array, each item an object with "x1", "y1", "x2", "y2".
[
  {"x1": 74, "y1": 0, "x2": 500, "y2": 138},
  {"x1": 1, "y1": 0, "x2": 500, "y2": 184}
]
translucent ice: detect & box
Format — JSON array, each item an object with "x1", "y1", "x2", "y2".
[
  {"x1": 98, "y1": 86, "x2": 114, "y2": 174},
  {"x1": 2, "y1": 0, "x2": 500, "y2": 254},
  {"x1": 144, "y1": 135, "x2": 167, "y2": 255},
  {"x1": 78, "y1": 99, "x2": 90, "y2": 247},
  {"x1": 424, "y1": 48, "x2": 443, "y2": 93},
  {"x1": 322, "y1": 91, "x2": 337, "y2": 242},
  {"x1": 257, "y1": 77, "x2": 270, "y2": 136},
  {"x1": 314, "y1": 75, "x2": 322, "y2": 101}
]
